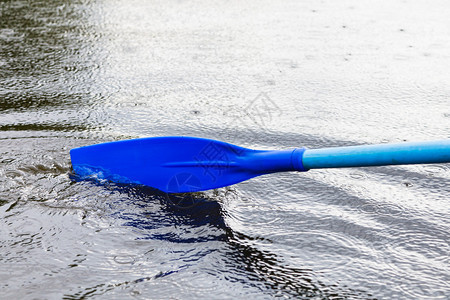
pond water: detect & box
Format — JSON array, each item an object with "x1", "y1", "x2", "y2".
[{"x1": 1, "y1": 0, "x2": 449, "y2": 299}]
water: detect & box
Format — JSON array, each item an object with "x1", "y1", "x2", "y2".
[{"x1": 1, "y1": 0, "x2": 449, "y2": 298}]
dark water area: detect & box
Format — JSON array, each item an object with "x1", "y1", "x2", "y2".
[{"x1": 1, "y1": 0, "x2": 449, "y2": 299}]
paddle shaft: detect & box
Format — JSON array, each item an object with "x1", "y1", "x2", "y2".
[{"x1": 301, "y1": 140, "x2": 450, "y2": 170}]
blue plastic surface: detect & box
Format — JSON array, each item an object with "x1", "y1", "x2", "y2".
[
  {"x1": 70, "y1": 137, "x2": 306, "y2": 193},
  {"x1": 70, "y1": 137, "x2": 450, "y2": 193},
  {"x1": 302, "y1": 140, "x2": 450, "y2": 169}
]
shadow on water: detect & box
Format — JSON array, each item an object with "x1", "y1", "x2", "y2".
[{"x1": 70, "y1": 175, "x2": 372, "y2": 299}]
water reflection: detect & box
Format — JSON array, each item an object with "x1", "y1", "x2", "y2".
[
  {"x1": 0, "y1": 0, "x2": 103, "y2": 136},
  {"x1": 2, "y1": 0, "x2": 449, "y2": 298},
  {"x1": 104, "y1": 183, "x2": 228, "y2": 243},
  {"x1": 83, "y1": 181, "x2": 369, "y2": 298}
]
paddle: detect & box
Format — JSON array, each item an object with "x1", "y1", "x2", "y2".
[{"x1": 70, "y1": 137, "x2": 450, "y2": 193}]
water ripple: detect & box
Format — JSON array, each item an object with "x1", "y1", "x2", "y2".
[{"x1": 2, "y1": 0, "x2": 450, "y2": 298}]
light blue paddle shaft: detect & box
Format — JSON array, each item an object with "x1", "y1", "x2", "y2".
[{"x1": 302, "y1": 140, "x2": 450, "y2": 170}]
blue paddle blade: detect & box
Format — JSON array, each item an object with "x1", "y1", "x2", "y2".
[{"x1": 70, "y1": 136, "x2": 307, "y2": 193}]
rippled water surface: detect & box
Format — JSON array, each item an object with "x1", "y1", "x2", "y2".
[{"x1": 1, "y1": 0, "x2": 449, "y2": 299}]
